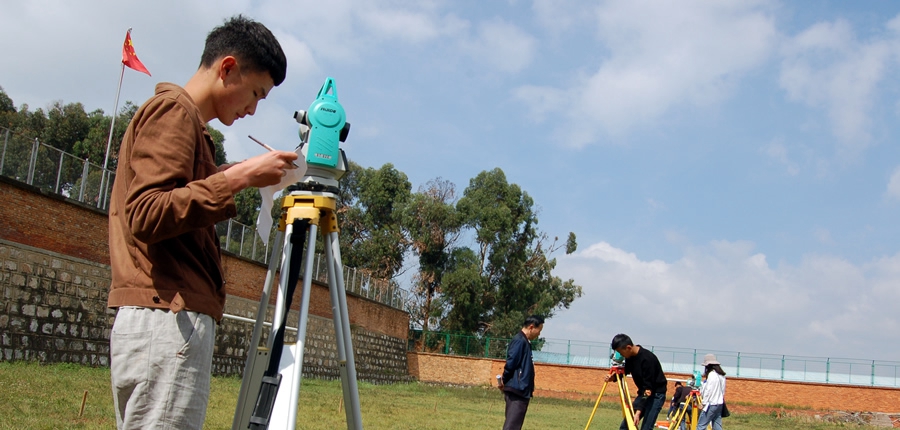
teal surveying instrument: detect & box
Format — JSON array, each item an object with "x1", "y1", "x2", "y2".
[
  {"x1": 584, "y1": 352, "x2": 639, "y2": 430},
  {"x1": 231, "y1": 77, "x2": 362, "y2": 430}
]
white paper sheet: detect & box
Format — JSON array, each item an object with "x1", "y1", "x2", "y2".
[{"x1": 256, "y1": 154, "x2": 307, "y2": 242}]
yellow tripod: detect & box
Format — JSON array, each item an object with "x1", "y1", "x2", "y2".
[
  {"x1": 584, "y1": 365, "x2": 637, "y2": 430},
  {"x1": 668, "y1": 388, "x2": 702, "y2": 430}
]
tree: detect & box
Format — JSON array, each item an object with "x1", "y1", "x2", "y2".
[
  {"x1": 232, "y1": 187, "x2": 263, "y2": 230},
  {"x1": 402, "y1": 178, "x2": 463, "y2": 333},
  {"x1": 447, "y1": 168, "x2": 583, "y2": 338},
  {"x1": 338, "y1": 162, "x2": 411, "y2": 280},
  {"x1": 0, "y1": 86, "x2": 14, "y2": 116},
  {"x1": 208, "y1": 125, "x2": 227, "y2": 165}
]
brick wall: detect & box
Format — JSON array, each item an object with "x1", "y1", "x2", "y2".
[
  {"x1": 408, "y1": 352, "x2": 900, "y2": 413},
  {"x1": 0, "y1": 176, "x2": 410, "y2": 382}
]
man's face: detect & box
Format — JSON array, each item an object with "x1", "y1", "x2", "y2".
[
  {"x1": 615, "y1": 345, "x2": 636, "y2": 359},
  {"x1": 525, "y1": 323, "x2": 543, "y2": 340},
  {"x1": 215, "y1": 60, "x2": 274, "y2": 126}
]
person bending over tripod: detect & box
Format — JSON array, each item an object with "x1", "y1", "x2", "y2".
[{"x1": 606, "y1": 334, "x2": 668, "y2": 430}]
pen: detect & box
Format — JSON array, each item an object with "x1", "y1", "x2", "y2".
[{"x1": 248, "y1": 135, "x2": 300, "y2": 168}]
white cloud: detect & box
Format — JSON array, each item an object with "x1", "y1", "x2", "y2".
[
  {"x1": 885, "y1": 166, "x2": 900, "y2": 201},
  {"x1": 779, "y1": 17, "x2": 900, "y2": 155},
  {"x1": 459, "y1": 19, "x2": 537, "y2": 74},
  {"x1": 516, "y1": 0, "x2": 778, "y2": 146},
  {"x1": 542, "y1": 239, "x2": 900, "y2": 359},
  {"x1": 532, "y1": 0, "x2": 588, "y2": 34},
  {"x1": 764, "y1": 138, "x2": 800, "y2": 176}
]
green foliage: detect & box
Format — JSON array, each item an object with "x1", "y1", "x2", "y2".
[
  {"x1": 566, "y1": 232, "x2": 577, "y2": 254},
  {"x1": 208, "y1": 125, "x2": 227, "y2": 165},
  {"x1": 338, "y1": 161, "x2": 411, "y2": 280},
  {"x1": 233, "y1": 187, "x2": 262, "y2": 226},
  {"x1": 0, "y1": 86, "x2": 14, "y2": 114},
  {"x1": 402, "y1": 178, "x2": 463, "y2": 332},
  {"x1": 447, "y1": 168, "x2": 583, "y2": 338}
]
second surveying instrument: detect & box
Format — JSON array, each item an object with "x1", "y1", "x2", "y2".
[
  {"x1": 584, "y1": 352, "x2": 638, "y2": 430},
  {"x1": 668, "y1": 372, "x2": 703, "y2": 430},
  {"x1": 231, "y1": 77, "x2": 362, "y2": 430}
]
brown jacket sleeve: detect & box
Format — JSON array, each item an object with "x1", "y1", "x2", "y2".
[{"x1": 123, "y1": 92, "x2": 235, "y2": 244}]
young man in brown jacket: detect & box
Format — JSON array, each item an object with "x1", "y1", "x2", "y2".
[{"x1": 107, "y1": 15, "x2": 298, "y2": 429}]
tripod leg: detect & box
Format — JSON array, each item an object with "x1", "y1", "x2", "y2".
[
  {"x1": 690, "y1": 397, "x2": 700, "y2": 430},
  {"x1": 233, "y1": 230, "x2": 285, "y2": 430},
  {"x1": 324, "y1": 231, "x2": 363, "y2": 430},
  {"x1": 617, "y1": 378, "x2": 638, "y2": 430},
  {"x1": 249, "y1": 220, "x2": 308, "y2": 430},
  {"x1": 277, "y1": 223, "x2": 319, "y2": 430},
  {"x1": 584, "y1": 380, "x2": 612, "y2": 429}
]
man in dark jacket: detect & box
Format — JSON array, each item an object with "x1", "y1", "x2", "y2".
[
  {"x1": 607, "y1": 333, "x2": 668, "y2": 430},
  {"x1": 497, "y1": 315, "x2": 545, "y2": 430}
]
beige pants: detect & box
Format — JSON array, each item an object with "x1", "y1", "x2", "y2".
[{"x1": 110, "y1": 307, "x2": 215, "y2": 430}]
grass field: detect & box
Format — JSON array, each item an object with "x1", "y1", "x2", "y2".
[{"x1": 0, "y1": 361, "x2": 882, "y2": 429}]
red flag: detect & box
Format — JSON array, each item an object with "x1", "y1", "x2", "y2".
[{"x1": 122, "y1": 30, "x2": 151, "y2": 76}]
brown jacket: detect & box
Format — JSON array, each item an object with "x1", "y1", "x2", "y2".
[{"x1": 108, "y1": 83, "x2": 237, "y2": 321}]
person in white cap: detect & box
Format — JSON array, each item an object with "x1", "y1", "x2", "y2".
[{"x1": 697, "y1": 353, "x2": 727, "y2": 430}]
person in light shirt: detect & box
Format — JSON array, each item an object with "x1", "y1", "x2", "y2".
[{"x1": 697, "y1": 353, "x2": 727, "y2": 430}]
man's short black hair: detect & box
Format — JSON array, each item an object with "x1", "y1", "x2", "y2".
[
  {"x1": 200, "y1": 15, "x2": 287, "y2": 86},
  {"x1": 611, "y1": 333, "x2": 633, "y2": 350},
  {"x1": 523, "y1": 314, "x2": 545, "y2": 328}
]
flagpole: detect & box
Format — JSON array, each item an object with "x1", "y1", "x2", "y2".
[{"x1": 99, "y1": 29, "x2": 129, "y2": 209}]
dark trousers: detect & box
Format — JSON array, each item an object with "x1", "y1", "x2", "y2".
[
  {"x1": 620, "y1": 392, "x2": 666, "y2": 430},
  {"x1": 503, "y1": 391, "x2": 530, "y2": 430}
]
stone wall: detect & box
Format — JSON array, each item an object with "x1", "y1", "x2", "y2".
[
  {"x1": 407, "y1": 352, "x2": 900, "y2": 413},
  {"x1": 0, "y1": 176, "x2": 410, "y2": 383},
  {"x1": 0, "y1": 240, "x2": 112, "y2": 366}
]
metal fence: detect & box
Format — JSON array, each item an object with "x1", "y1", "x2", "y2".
[
  {"x1": 410, "y1": 331, "x2": 900, "y2": 388},
  {"x1": 0, "y1": 126, "x2": 408, "y2": 310},
  {"x1": 1, "y1": 128, "x2": 113, "y2": 209}
]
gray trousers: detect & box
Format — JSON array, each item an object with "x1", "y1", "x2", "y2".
[
  {"x1": 110, "y1": 307, "x2": 215, "y2": 430},
  {"x1": 503, "y1": 391, "x2": 531, "y2": 430}
]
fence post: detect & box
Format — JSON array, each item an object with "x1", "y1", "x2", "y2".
[
  {"x1": 225, "y1": 219, "x2": 233, "y2": 251},
  {"x1": 27, "y1": 138, "x2": 38, "y2": 185},
  {"x1": 79, "y1": 158, "x2": 89, "y2": 201},
  {"x1": 781, "y1": 355, "x2": 785, "y2": 380},
  {"x1": 736, "y1": 352, "x2": 741, "y2": 377},
  {"x1": 54, "y1": 151, "x2": 64, "y2": 193},
  {"x1": 485, "y1": 337, "x2": 490, "y2": 358},
  {"x1": 567, "y1": 340, "x2": 571, "y2": 365},
  {"x1": 692, "y1": 349, "x2": 697, "y2": 373},
  {"x1": 1, "y1": 128, "x2": 9, "y2": 174},
  {"x1": 826, "y1": 358, "x2": 830, "y2": 383},
  {"x1": 239, "y1": 225, "x2": 245, "y2": 256},
  {"x1": 871, "y1": 360, "x2": 875, "y2": 386},
  {"x1": 444, "y1": 333, "x2": 450, "y2": 354}
]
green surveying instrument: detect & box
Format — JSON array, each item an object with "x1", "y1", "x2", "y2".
[
  {"x1": 231, "y1": 77, "x2": 362, "y2": 430},
  {"x1": 584, "y1": 352, "x2": 639, "y2": 430}
]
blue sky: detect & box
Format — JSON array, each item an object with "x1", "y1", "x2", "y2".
[{"x1": 3, "y1": 0, "x2": 900, "y2": 361}]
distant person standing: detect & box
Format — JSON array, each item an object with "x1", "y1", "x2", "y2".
[
  {"x1": 497, "y1": 315, "x2": 545, "y2": 430},
  {"x1": 696, "y1": 354, "x2": 727, "y2": 430},
  {"x1": 607, "y1": 334, "x2": 668, "y2": 430}
]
